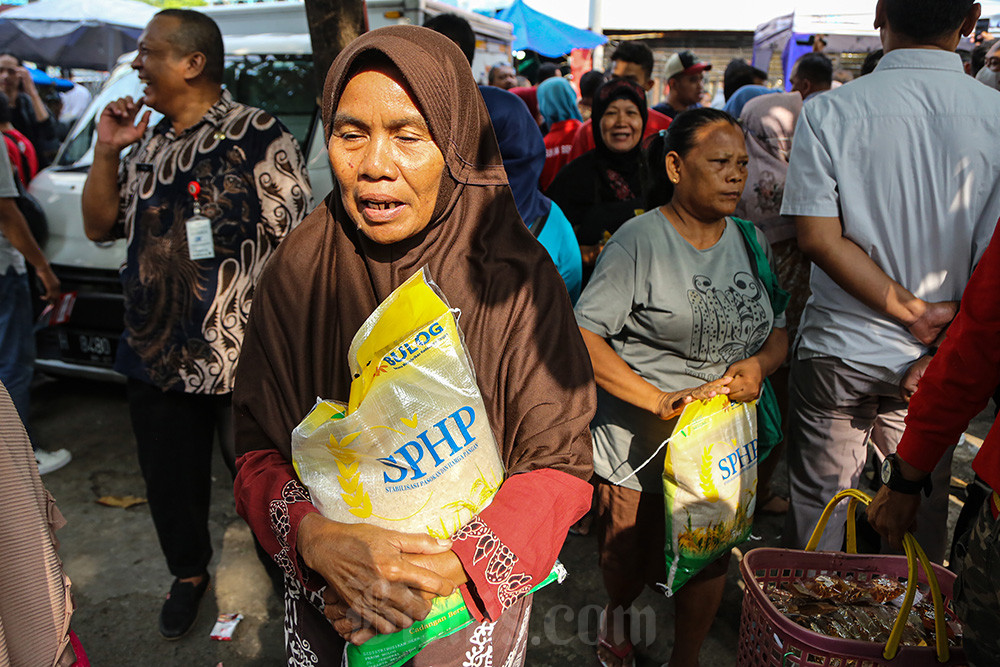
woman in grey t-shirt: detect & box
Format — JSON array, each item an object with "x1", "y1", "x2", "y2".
[{"x1": 575, "y1": 109, "x2": 788, "y2": 667}]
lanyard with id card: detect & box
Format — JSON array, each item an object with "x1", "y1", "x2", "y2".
[{"x1": 185, "y1": 181, "x2": 215, "y2": 261}]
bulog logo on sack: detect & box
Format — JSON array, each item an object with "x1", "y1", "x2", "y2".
[{"x1": 381, "y1": 321, "x2": 446, "y2": 369}]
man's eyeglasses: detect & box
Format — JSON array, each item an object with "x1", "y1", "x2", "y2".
[{"x1": 986, "y1": 57, "x2": 1000, "y2": 68}]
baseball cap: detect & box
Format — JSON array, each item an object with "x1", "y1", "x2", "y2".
[{"x1": 664, "y1": 51, "x2": 712, "y2": 80}]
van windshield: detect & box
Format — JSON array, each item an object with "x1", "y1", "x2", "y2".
[
  {"x1": 224, "y1": 54, "x2": 317, "y2": 145},
  {"x1": 56, "y1": 54, "x2": 317, "y2": 168}
]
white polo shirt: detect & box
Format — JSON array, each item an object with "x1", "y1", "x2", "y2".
[{"x1": 781, "y1": 48, "x2": 1000, "y2": 382}]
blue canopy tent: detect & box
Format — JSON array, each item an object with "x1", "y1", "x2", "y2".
[
  {"x1": 495, "y1": 0, "x2": 606, "y2": 58},
  {"x1": 28, "y1": 67, "x2": 73, "y2": 92}
]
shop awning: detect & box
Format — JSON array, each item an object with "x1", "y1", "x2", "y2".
[{"x1": 496, "y1": 0, "x2": 606, "y2": 58}]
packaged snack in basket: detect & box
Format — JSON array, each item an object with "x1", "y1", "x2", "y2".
[
  {"x1": 767, "y1": 576, "x2": 963, "y2": 647},
  {"x1": 662, "y1": 395, "x2": 758, "y2": 595}
]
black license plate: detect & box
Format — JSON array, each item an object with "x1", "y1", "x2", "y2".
[{"x1": 57, "y1": 329, "x2": 117, "y2": 365}]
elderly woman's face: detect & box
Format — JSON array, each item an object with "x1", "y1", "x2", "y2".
[
  {"x1": 599, "y1": 98, "x2": 643, "y2": 153},
  {"x1": 329, "y1": 67, "x2": 445, "y2": 245},
  {"x1": 668, "y1": 121, "x2": 748, "y2": 220}
]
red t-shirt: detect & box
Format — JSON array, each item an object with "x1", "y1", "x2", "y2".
[
  {"x1": 567, "y1": 108, "x2": 672, "y2": 162},
  {"x1": 540, "y1": 119, "x2": 581, "y2": 191},
  {"x1": 896, "y1": 217, "x2": 1000, "y2": 509}
]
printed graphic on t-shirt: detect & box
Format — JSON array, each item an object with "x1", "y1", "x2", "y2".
[{"x1": 686, "y1": 271, "x2": 770, "y2": 381}]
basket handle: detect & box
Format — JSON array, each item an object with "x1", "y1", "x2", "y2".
[{"x1": 803, "y1": 489, "x2": 949, "y2": 663}]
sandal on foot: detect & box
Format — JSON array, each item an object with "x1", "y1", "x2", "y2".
[{"x1": 596, "y1": 636, "x2": 635, "y2": 667}]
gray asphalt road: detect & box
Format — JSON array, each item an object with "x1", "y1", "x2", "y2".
[{"x1": 29, "y1": 375, "x2": 992, "y2": 666}]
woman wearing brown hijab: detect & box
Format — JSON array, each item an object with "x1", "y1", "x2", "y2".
[{"x1": 231, "y1": 26, "x2": 595, "y2": 665}]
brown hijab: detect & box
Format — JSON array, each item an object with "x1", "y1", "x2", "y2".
[{"x1": 233, "y1": 25, "x2": 595, "y2": 482}]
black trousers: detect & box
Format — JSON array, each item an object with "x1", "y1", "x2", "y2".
[{"x1": 127, "y1": 379, "x2": 235, "y2": 579}]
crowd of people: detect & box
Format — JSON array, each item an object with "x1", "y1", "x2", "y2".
[
  {"x1": 0, "y1": 52, "x2": 93, "y2": 481},
  {"x1": 3, "y1": 0, "x2": 1000, "y2": 665}
]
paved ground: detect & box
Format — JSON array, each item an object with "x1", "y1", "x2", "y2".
[{"x1": 29, "y1": 375, "x2": 993, "y2": 666}]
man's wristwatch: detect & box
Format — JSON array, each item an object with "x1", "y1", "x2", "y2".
[{"x1": 880, "y1": 454, "x2": 932, "y2": 497}]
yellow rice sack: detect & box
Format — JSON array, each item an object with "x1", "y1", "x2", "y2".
[
  {"x1": 662, "y1": 395, "x2": 758, "y2": 595},
  {"x1": 291, "y1": 267, "x2": 505, "y2": 537}
]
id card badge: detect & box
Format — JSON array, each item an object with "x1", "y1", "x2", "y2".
[{"x1": 186, "y1": 215, "x2": 215, "y2": 260}]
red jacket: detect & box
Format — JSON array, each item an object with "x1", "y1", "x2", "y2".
[
  {"x1": 540, "y1": 119, "x2": 581, "y2": 191},
  {"x1": 897, "y1": 217, "x2": 1000, "y2": 505},
  {"x1": 567, "y1": 108, "x2": 672, "y2": 162}
]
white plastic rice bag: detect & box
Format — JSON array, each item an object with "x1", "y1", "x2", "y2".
[{"x1": 291, "y1": 267, "x2": 505, "y2": 538}]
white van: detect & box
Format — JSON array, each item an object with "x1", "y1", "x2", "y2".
[{"x1": 31, "y1": 3, "x2": 513, "y2": 380}]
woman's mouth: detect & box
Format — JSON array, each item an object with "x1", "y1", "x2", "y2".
[{"x1": 360, "y1": 197, "x2": 406, "y2": 222}]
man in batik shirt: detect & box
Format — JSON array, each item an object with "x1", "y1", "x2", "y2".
[{"x1": 81, "y1": 9, "x2": 310, "y2": 639}]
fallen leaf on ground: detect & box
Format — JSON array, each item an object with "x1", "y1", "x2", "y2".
[{"x1": 95, "y1": 495, "x2": 147, "y2": 509}]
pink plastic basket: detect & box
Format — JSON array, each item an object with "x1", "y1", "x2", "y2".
[{"x1": 737, "y1": 548, "x2": 965, "y2": 666}]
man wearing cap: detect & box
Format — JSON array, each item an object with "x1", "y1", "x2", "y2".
[
  {"x1": 564, "y1": 41, "x2": 673, "y2": 162},
  {"x1": 652, "y1": 50, "x2": 712, "y2": 119},
  {"x1": 81, "y1": 9, "x2": 310, "y2": 639}
]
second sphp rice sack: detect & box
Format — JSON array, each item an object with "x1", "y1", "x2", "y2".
[{"x1": 662, "y1": 395, "x2": 758, "y2": 594}]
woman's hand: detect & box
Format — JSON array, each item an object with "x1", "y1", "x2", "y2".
[
  {"x1": 402, "y1": 550, "x2": 468, "y2": 590},
  {"x1": 723, "y1": 357, "x2": 765, "y2": 402},
  {"x1": 323, "y1": 589, "x2": 381, "y2": 645},
  {"x1": 653, "y1": 377, "x2": 732, "y2": 420},
  {"x1": 723, "y1": 328, "x2": 788, "y2": 403},
  {"x1": 296, "y1": 512, "x2": 457, "y2": 640},
  {"x1": 322, "y1": 544, "x2": 469, "y2": 644}
]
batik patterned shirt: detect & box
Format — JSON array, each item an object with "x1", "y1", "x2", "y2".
[{"x1": 113, "y1": 89, "x2": 311, "y2": 394}]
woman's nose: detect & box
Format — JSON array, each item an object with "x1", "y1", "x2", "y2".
[{"x1": 358, "y1": 135, "x2": 394, "y2": 180}]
